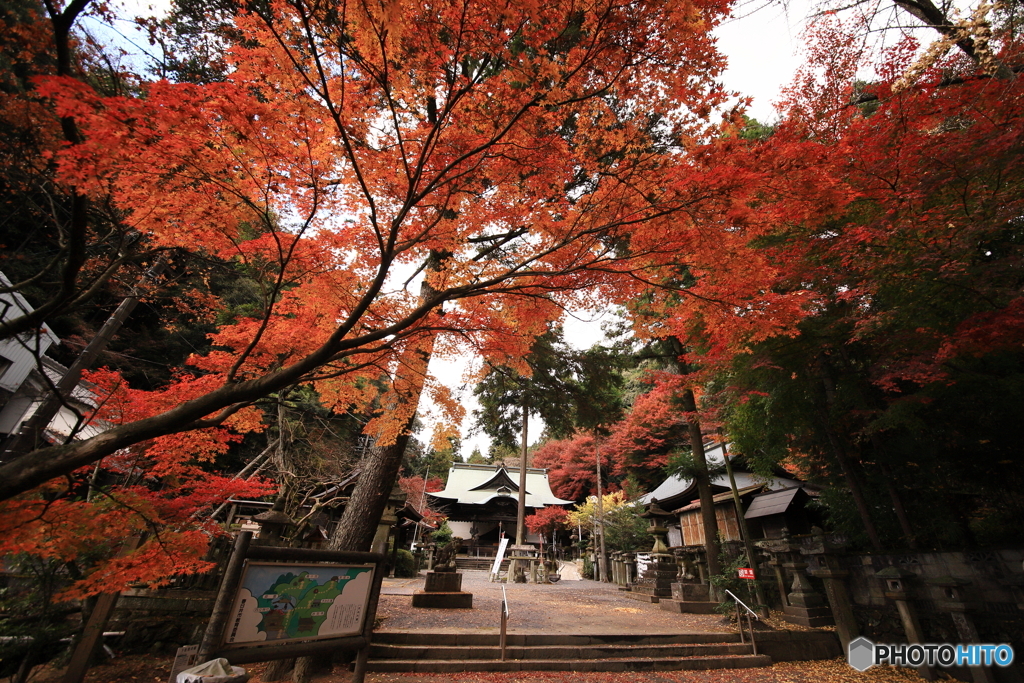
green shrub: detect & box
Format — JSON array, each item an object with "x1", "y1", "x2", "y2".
[
  {"x1": 431, "y1": 521, "x2": 453, "y2": 547},
  {"x1": 393, "y1": 549, "x2": 417, "y2": 577},
  {"x1": 582, "y1": 557, "x2": 594, "y2": 580},
  {"x1": 710, "y1": 541, "x2": 766, "y2": 616}
]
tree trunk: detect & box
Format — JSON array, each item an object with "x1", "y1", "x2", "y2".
[
  {"x1": 876, "y1": 455, "x2": 917, "y2": 550},
  {"x1": 515, "y1": 405, "x2": 528, "y2": 546},
  {"x1": 291, "y1": 254, "x2": 444, "y2": 682},
  {"x1": 329, "y1": 346, "x2": 434, "y2": 554},
  {"x1": 664, "y1": 338, "x2": 721, "y2": 582},
  {"x1": 679, "y1": 388, "x2": 722, "y2": 581},
  {"x1": 329, "y1": 250, "x2": 446, "y2": 553},
  {"x1": 814, "y1": 356, "x2": 883, "y2": 551},
  {"x1": 721, "y1": 440, "x2": 767, "y2": 616},
  {"x1": 595, "y1": 440, "x2": 608, "y2": 583}
]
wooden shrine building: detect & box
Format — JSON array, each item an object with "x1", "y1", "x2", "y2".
[
  {"x1": 427, "y1": 463, "x2": 573, "y2": 554},
  {"x1": 640, "y1": 443, "x2": 816, "y2": 547}
]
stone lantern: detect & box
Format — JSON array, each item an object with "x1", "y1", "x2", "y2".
[
  {"x1": 928, "y1": 576, "x2": 992, "y2": 683},
  {"x1": 371, "y1": 483, "x2": 408, "y2": 556},
  {"x1": 630, "y1": 500, "x2": 678, "y2": 602},
  {"x1": 642, "y1": 500, "x2": 673, "y2": 556},
  {"x1": 875, "y1": 566, "x2": 936, "y2": 681},
  {"x1": 252, "y1": 499, "x2": 294, "y2": 547}
]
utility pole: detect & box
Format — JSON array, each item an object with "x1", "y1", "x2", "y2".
[
  {"x1": 515, "y1": 404, "x2": 529, "y2": 546},
  {"x1": 595, "y1": 440, "x2": 608, "y2": 582},
  {"x1": 411, "y1": 467, "x2": 429, "y2": 550},
  {"x1": 721, "y1": 439, "x2": 769, "y2": 617},
  {"x1": 2, "y1": 256, "x2": 168, "y2": 460}
]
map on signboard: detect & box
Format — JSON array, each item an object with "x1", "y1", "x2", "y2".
[{"x1": 224, "y1": 562, "x2": 374, "y2": 644}]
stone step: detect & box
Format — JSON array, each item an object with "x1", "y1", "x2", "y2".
[
  {"x1": 373, "y1": 632, "x2": 742, "y2": 647},
  {"x1": 660, "y1": 599, "x2": 720, "y2": 615},
  {"x1": 367, "y1": 654, "x2": 771, "y2": 673},
  {"x1": 370, "y1": 642, "x2": 755, "y2": 661},
  {"x1": 366, "y1": 630, "x2": 845, "y2": 672},
  {"x1": 454, "y1": 558, "x2": 506, "y2": 570}
]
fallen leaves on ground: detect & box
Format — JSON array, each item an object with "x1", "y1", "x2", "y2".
[
  {"x1": 360, "y1": 659, "x2": 963, "y2": 683},
  {"x1": 20, "y1": 654, "x2": 967, "y2": 682}
]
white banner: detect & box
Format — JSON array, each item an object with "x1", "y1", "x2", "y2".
[{"x1": 491, "y1": 537, "x2": 510, "y2": 576}]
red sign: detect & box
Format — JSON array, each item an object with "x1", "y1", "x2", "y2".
[{"x1": 738, "y1": 568, "x2": 755, "y2": 579}]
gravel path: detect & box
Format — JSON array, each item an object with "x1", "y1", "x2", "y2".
[{"x1": 375, "y1": 570, "x2": 732, "y2": 635}]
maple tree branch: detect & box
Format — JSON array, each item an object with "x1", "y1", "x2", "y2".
[
  {"x1": 89, "y1": 487, "x2": 170, "y2": 550},
  {"x1": 272, "y1": 0, "x2": 384, "y2": 252},
  {"x1": 851, "y1": 63, "x2": 1024, "y2": 106},
  {"x1": 0, "y1": 248, "x2": 139, "y2": 341},
  {"x1": 225, "y1": 195, "x2": 322, "y2": 382}
]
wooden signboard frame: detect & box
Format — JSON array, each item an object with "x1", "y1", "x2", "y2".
[{"x1": 190, "y1": 532, "x2": 386, "y2": 683}]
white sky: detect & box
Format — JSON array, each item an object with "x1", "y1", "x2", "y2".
[{"x1": 715, "y1": 0, "x2": 815, "y2": 123}]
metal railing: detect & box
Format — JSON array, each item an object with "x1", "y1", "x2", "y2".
[
  {"x1": 724, "y1": 589, "x2": 759, "y2": 656},
  {"x1": 500, "y1": 585, "x2": 510, "y2": 661}
]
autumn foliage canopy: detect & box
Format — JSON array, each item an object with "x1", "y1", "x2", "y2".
[{"x1": 5, "y1": 0, "x2": 1024, "y2": 598}]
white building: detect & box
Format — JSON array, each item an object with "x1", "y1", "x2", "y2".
[{"x1": 0, "y1": 270, "x2": 104, "y2": 447}]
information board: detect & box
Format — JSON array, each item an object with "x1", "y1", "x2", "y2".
[{"x1": 224, "y1": 561, "x2": 374, "y2": 645}]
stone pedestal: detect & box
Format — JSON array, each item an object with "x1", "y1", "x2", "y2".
[
  {"x1": 769, "y1": 554, "x2": 790, "y2": 607},
  {"x1": 876, "y1": 567, "x2": 936, "y2": 681},
  {"x1": 660, "y1": 581, "x2": 717, "y2": 614},
  {"x1": 808, "y1": 565, "x2": 858, "y2": 648},
  {"x1": 411, "y1": 571, "x2": 473, "y2": 609},
  {"x1": 801, "y1": 529, "x2": 858, "y2": 649},
  {"x1": 629, "y1": 554, "x2": 677, "y2": 603},
  {"x1": 623, "y1": 553, "x2": 637, "y2": 588},
  {"x1": 781, "y1": 563, "x2": 834, "y2": 628},
  {"x1": 424, "y1": 572, "x2": 463, "y2": 592},
  {"x1": 931, "y1": 577, "x2": 991, "y2": 683},
  {"x1": 672, "y1": 582, "x2": 711, "y2": 601}
]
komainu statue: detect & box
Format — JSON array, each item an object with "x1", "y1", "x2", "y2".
[{"x1": 433, "y1": 537, "x2": 463, "y2": 572}]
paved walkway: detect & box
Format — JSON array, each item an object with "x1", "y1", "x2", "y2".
[{"x1": 376, "y1": 570, "x2": 732, "y2": 635}]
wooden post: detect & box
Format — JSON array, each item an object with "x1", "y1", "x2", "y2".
[
  {"x1": 198, "y1": 531, "x2": 253, "y2": 660},
  {"x1": 595, "y1": 441, "x2": 608, "y2": 583},
  {"x1": 61, "y1": 592, "x2": 121, "y2": 683},
  {"x1": 351, "y1": 555, "x2": 387, "y2": 683},
  {"x1": 62, "y1": 537, "x2": 141, "y2": 683}
]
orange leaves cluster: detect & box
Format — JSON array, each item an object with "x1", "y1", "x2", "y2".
[
  {"x1": 0, "y1": 470, "x2": 273, "y2": 601},
  {"x1": 5, "y1": 0, "x2": 772, "y2": 586},
  {"x1": 23, "y1": 0, "x2": 748, "y2": 401},
  {"x1": 756, "y1": 26, "x2": 1024, "y2": 389},
  {"x1": 524, "y1": 505, "x2": 570, "y2": 536},
  {"x1": 0, "y1": 368, "x2": 276, "y2": 600}
]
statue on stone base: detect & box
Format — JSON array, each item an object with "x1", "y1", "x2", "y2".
[{"x1": 433, "y1": 537, "x2": 463, "y2": 572}]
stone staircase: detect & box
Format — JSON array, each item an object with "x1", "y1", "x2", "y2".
[
  {"x1": 366, "y1": 632, "x2": 770, "y2": 672},
  {"x1": 454, "y1": 556, "x2": 507, "y2": 571}
]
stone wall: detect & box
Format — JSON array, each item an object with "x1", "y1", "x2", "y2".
[
  {"x1": 820, "y1": 549, "x2": 1024, "y2": 659},
  {"x1": 756, "y1": 537, "x2": 1024, "y2": 683},
  {"x1": 108, "y1": 589, "x2": 217, "y2": 655}
]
